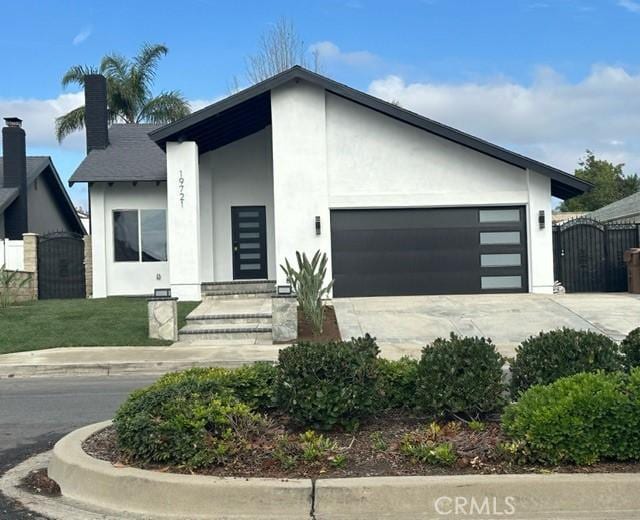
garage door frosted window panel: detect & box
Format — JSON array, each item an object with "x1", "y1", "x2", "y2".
[
  {"x1": 480, "y1": 232, "x2": 521, "y2": 245},
  {"x1": 481, "y1": 253, "x2": 521, "y2": 267},
  {"x1": 479, "y1": 209, "x2": 521, "y2": 223},
  {"x1": 481, "y1": 276, "x2": 522, "y2": 289}
]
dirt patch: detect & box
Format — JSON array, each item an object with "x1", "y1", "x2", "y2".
[
  {"x1": 297, "y1": 306, "x2": 341, "y2": 343},
  {"x1": 82, "y1": 414, "x2": 640, "y2": 479},
  {"x1": 18, "y1": 468, "x2": 61, "y2": 497}
]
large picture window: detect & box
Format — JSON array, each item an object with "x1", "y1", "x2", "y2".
[{"x1": 114, "y1": 209, "x2": 167, "y2": 262}]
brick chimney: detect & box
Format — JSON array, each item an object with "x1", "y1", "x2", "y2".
[
  {"x1": 2, "y1": 117, "x2": 28, "y2": 239},
  {"x1": 84, "y1": 74, "x2": 109, "y2": 153}
]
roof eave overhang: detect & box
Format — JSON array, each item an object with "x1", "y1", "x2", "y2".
[{"x1": 149, "y1": 66, "x2": 592, "y2": 199}]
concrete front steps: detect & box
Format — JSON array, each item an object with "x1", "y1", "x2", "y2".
[{"x1": 179, "y1": 281, "x2": 276, "y2": 343}]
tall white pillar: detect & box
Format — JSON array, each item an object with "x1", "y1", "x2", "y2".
[
  {"x1": 166, "y1": 141, "x2": 201, "y2": 301},
  {"x1": 89, "y1": 183, "x2": 107, "y2": 298}
]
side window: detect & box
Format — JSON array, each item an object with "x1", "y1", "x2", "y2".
[
  {"x1": 114, "y1": 210, "x2": 139, "y2": 262},
  {"x1": 141, "y1": 210, "x2": 167, "y2": 262}
]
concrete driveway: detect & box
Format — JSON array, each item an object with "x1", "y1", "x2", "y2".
[{"x1": 333, "y1": 293, "x2": 640, "y2": 358}]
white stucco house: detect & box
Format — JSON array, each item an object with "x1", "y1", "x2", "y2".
[{"x1": 69, "y1": 67, "x2": 590, "y2": 301}]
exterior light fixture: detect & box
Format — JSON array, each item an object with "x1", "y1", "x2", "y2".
[
  {"x1": 154, "y1": 288, "x2": 172, "y2": 298},
  {"x1": 538, "y1": 210, "x2": 545, "y2": 229},
  {"x1": 315, "y1": 216, "x2": 321, "y2": 235},
  {"x1": 277, "y1": 284, "x2": 293, "y2": 296}
]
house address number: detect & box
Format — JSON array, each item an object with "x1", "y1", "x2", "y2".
[{"x1": 178, "y1": 170, "x2": 185, "y2": 207}]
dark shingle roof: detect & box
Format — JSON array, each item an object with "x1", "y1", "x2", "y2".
[
  {"x1": 69, "y1": 124, "x2": 165, "y2": 184},
  {"x1": 0, "y1": 156, "x2": 50, "y2": 213},
  {"x1": 589, "y1": 192, "x2": 640, "y2": 223},
  {"x1": 0, "y1": 187, "x2": 18, "y2": 213}
]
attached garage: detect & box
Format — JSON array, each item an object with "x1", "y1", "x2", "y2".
[{"x1": 330, "y1": 206, "x2": 528, "y2": 297}]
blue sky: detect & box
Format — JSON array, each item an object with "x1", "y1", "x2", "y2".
[{"x1": 2, "y1": 0, "x2": 640, "y2": 207}]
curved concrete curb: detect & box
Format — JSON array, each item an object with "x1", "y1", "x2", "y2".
[
  {"x1": 48, "y1": 421, "x2": 312, "y2": 519},
  {"x1": 49, "y1": 421, "x2": 640, "y2": 520}
]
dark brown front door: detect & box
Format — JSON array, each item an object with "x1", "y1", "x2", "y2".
[{"x1": 231, "y1": 206, "x2": 268, "y2": 280}]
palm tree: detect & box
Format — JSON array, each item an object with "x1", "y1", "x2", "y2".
[{"x1": 56, "y1": 43, "x2": 191, "y2": 142}]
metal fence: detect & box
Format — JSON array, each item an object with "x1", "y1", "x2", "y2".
[{"x1": 553, "y1": 217, "x2": 640, "y2": 292}]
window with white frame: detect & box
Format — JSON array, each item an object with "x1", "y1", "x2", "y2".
[{"x1": 113, "y1": 209, "x2": 167, "y2": 262}]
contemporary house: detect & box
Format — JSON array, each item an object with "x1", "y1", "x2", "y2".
[
  {"x1": 1, "y1": 118, "x2": 85, "y2": 240},
  {"x1": 69, "y1": 67, "x2": 590, "y2": 300}
]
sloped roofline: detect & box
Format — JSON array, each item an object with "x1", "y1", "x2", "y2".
[
  {"x1": 150, "y1": 65, "x2": 591, "y2": 199},
  {"x1": 0, "y1": 156, "x2": 85, "y2": 234}
]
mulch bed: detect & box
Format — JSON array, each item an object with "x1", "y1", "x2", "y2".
[
  {"x1": 82, "y1": 413, "x2": 640, "y2": 479},
  {"x1": 19, "y1": 468, "x2": 61, "y2": 497},
  {"x1": 297, "y1": 306, "x2": 341, "y2": 343}
]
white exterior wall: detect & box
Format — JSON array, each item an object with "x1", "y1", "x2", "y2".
[
  {"x1": 527, "y1": 170, "x2": 554, "y2": 293},
  {"x1": 90, "y1": 182, "x2": 169, "y2": 298},
  {"x1": 199, "y1": 128, "x2": 275, "y2": 281},
  {"x1": 166, "y1": 141, "x2": 201, "y2": 301},
  {"x1": 271, "y1": 82, "x2": 332, "y2": 286},
  {"x1": 325, "y1": 93, "x2": 529, "y2": 208}
]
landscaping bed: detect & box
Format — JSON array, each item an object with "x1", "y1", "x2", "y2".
[
  {"x1": 297, "y1": 305, "x2": 341, "y2": 343},
  {"x1": 82, "y1": 416, "x2": 640, "y2": 479}
]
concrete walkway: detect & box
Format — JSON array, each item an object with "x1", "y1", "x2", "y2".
[
  {"x1": 334, "y1": 293, "x2": 640, "y2": 358},
  {"x1": 0, "y1": 342, "x2": 280, "y2": 378}
]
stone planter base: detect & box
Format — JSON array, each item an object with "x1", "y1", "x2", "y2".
[{"x1": 49, "y1": 422, "x2": 640, "y2": 519}]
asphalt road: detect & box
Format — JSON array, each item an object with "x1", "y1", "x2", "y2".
[{"x1": 0, "y1": 375, "x2": 159, "y2": 519}]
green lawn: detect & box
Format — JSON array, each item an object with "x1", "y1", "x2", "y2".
[{"x1": 0, "y1": 297, "x2": 198, "y2": 354}]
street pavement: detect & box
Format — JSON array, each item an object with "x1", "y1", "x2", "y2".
[{"x1": 0, "y1": 375, "x2": 158, "y2": 519}]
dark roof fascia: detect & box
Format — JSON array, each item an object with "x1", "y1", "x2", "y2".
[
  {"x1": 150, "y1": 66, "x2": 592, "y2": 197},
  {"x1": 39, "y1": 158, "x2": 86, "y2": 235}
]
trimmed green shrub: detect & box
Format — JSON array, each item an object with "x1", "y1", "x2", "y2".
[
  {"x1": 276, "y1": 335, "x2": 380, "y2": 430},
  {"x1": 415, "y1": 334, "x2": 506, "y2": 418},
  {"x1": 502, "y1": 370, "x2": 640, "y2": 465},
  {"x1": 622, "y1": 327, "x2": 640, "y2": 371},
  {"x1": 375, "y1": 357, "x2": 419, "y2": 410},
  {"x1": 113, "y1": 363, "x2": 277, "y2": 467},
  {"x1": 115, "y1": 388, "x2": 262, "y2": 468},
  {"x1": 510, "y1": 328, "x2": 623, "y2": 397}
]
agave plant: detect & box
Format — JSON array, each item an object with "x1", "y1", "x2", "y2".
[
  {"x1": 281, "y1": 251, "x2": 334, "y2": 335},
  {"x1": 0, "y1": 264, "x2": 31, "y2": 309}
]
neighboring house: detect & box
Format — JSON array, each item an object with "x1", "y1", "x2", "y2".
[
  {"x1": 552, "y1": 211, "x2": 587, "y2": 224},
  {"x1": 588, "y1": 192, "x2": 640, "y2": 223},
  {"x1": 1, "y1": 118, "x2": 85, "y2": 240},
  {"x1": 69, "y1": 68, "x2": 591, "y2": 300}
]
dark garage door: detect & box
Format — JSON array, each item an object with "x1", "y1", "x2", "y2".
[{"x1": 330, "y1": 207, "x2": 528, "y2": 297}]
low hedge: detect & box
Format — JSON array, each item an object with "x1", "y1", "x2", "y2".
[
  {"x1": 114, "y1": 364, "x2": 276, "y2": 467},
  {"x1": 502, "y1": 369, "x2": 640, "y2": 465},
  {"x1": 276, "y1": 335, "x2": 380, "y2": 430},
  {"x1": 415, "y1": 334, "x2": 506, "y2": 418},
  {"x1": 510, "y1": 328, "x2": 622, "y2": 397},
  {"x1": 375, "y1": 357, "x2": 419, "y2": 410},
  {"x1": 622, "y1": 327, "x2": 640, "y2": 371}
]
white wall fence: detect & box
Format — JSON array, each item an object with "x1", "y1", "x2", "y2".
[{"x1": 0, "y1": 239, "x2": 24, "y2": 271}]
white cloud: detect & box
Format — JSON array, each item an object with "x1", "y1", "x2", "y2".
[
  {"x1": 309, "y1": 41, "x2": 379, "y2": 68},
  {"x1": 72, "y1": 26, "x2": 92, "y2": 45},
  {"x1": 367, "y1": 65, "x2": 640, "y2": 175},
  {"x1": 0, "y1": 92, "x2": 85, "y2": 152},
  {"x1": 619, "y1": 0, "x2": 640, "y2": 13}
]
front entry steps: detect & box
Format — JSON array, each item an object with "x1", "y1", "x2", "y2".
[
  {"x1": 179, "y1": 281, "x2": 276, "y2": 343},
  {"x1": 201, "y1": 280, "x2": 276, "y2": 299}
]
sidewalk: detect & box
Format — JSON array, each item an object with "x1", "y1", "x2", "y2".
[{"x1": 0, "y1": 341, "x2": 281, "y2": 378}]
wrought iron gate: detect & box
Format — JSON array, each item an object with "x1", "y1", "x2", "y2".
[
  {"x1": 38, "y1": 232, "x2": 86, "y2": 299},
  {"x1": 553, "y1": 218, "x2": 640, "y2": 292}
]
